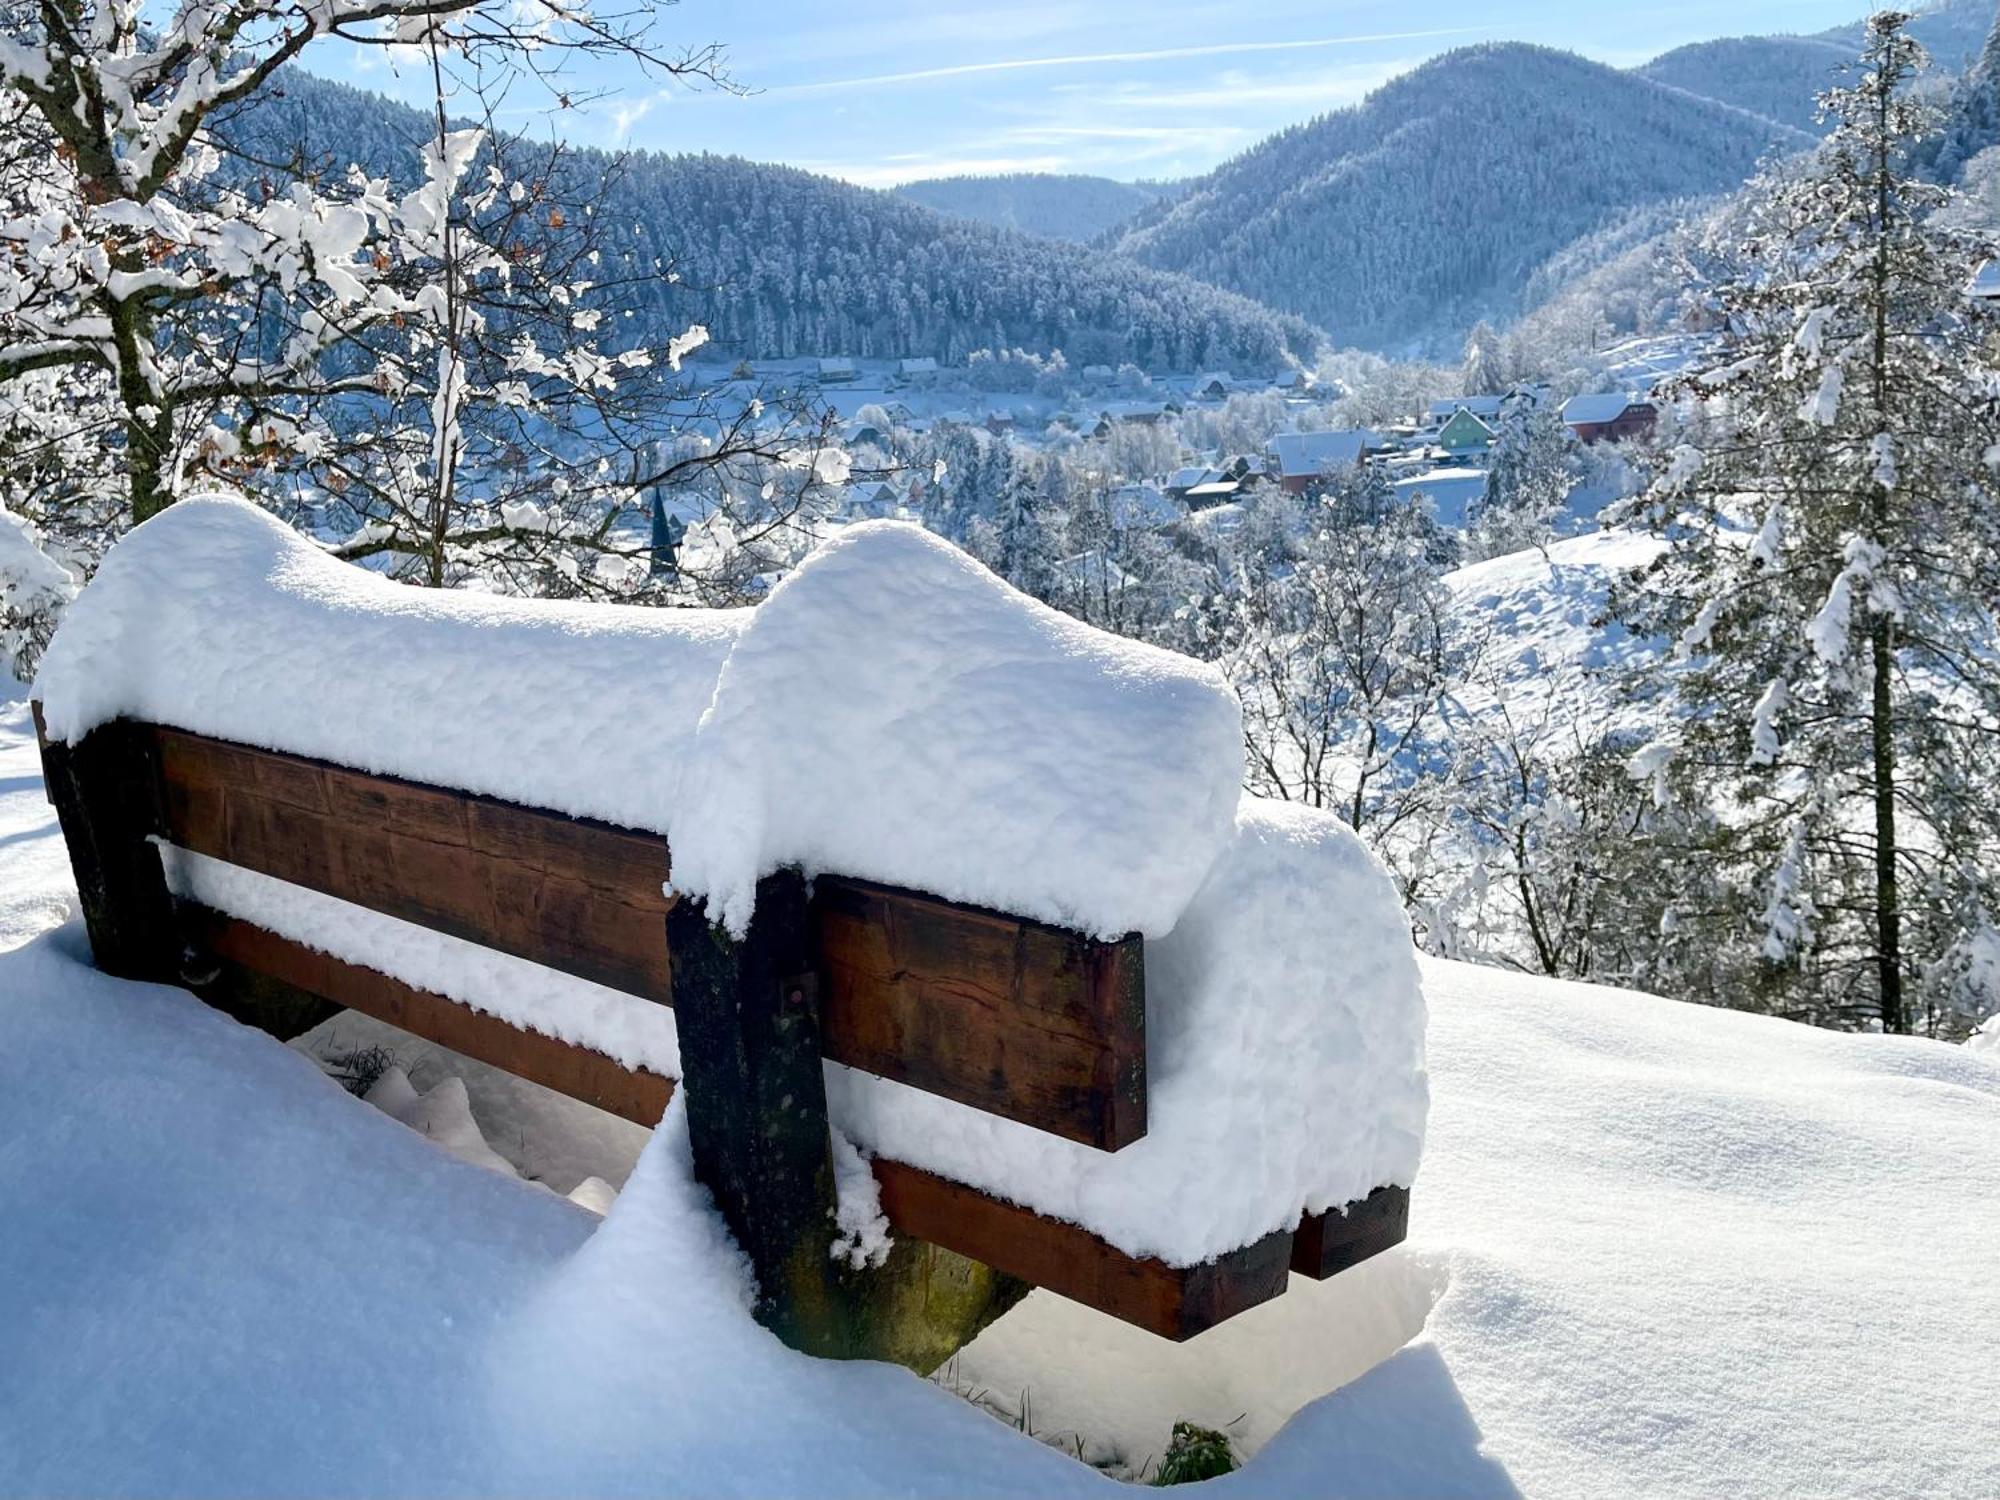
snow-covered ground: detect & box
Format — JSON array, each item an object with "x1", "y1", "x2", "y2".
[
  {"x1": 1444, "y1": 527, "x2": 1666, "y2": 732},
  {"x1": 3, "y1": 681, "x2": 1995, "y2": 1496}
]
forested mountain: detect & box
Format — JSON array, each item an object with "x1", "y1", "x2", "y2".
[
  {"x1": 1926, "y1": 3, "x2": 2000, "y2": 176},
  {"x1": 1101, "y1": 44, "x2": 1808, "y2": 355},
  {"x1": 894, "y1": 174, "x2": 1175, "y2": 243},
  {"x1": 1817, "y1": 0, "x2": 1992, "y2": 67},
  {"x1": 1636, "y1": 37, "x2": 1853, "y2": 133},
  {"x1": 1637, "y1": 0, "x2": 1993, "y2": 135},
  {"x1": 230, "y1": 74, "x2": 1320, "y2": 370}
]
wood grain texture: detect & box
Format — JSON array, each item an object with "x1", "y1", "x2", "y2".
[
  {"x1": 813, "y1": 878, "x2": 1146, "y2": 1151},
  {"x1": 1291, "y1": 1185, "x2": 1410, "y2": 1279},
  {"x1": 148, "y1": 726, "x2": 1148, "y2": 1149},
  {"x1": 155, "y1": 727, "x2": 677, "y2": 1002},
  {"x1": 32, "y1": 710, "x2": 182, "y2": 985},
  {"x1": 870, "y1": 1158, "x2": 1294, "y2": 1341},
  {"x1": 196, "y1": 911, "x2": 675, "y2": 1126}
]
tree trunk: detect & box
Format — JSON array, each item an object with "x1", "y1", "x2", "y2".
[
  {"x1": 1865, "y1": 61, "x2": 1905, "y2": 1036},
  {"x1": 110, "y1": 291, "x2": 174, "y2": 524},
  {"x1": 1869, "y1": 617, "x2": 1906, "y2": 1034}
]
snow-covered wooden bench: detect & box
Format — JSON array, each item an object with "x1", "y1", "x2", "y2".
[{"x1": 30, "y1": 499, "x2": 1424, "y2": 1369}]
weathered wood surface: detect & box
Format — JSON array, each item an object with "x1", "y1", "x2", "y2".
[
  {"x1": 814, "y1": 878, "x2": 1146, "y2": 1151},
  {"x1": 668, "y1": 870, "x2": 853, "y2": 1353},
  {"x1": 196, "y1": 910, "x2": 675, "y2": 1124},
  {"x1": 871, "y1": 1158, "x2": 1294, "y2": 1341},
  {"x1": 33, "y1": 709, "x2": 181, "y2": 985},
  {"x1": 149, "y1": 724, "x2": 1146, "y2": 1150},
  {"x1": 665, "y1": 872, "x2": 1029, "y2": 1368},
  {"x1": 1291, "y1": 1185, "x2": 1410, "y2": 1279},
  {"x1": 156, "y1": 726, "x2": 678, "y2": 1003}
]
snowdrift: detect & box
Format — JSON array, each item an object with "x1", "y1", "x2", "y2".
[{"x1": 31, "y1": 497, "x2": 1425, "y2": 1266}]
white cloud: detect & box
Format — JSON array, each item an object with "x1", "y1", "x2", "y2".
[
  {"x1": 608, "y1": 94, "x2": 658, "y2": 143},
  {"x1": 802, "y1": 153, "x2": 1078, "y2": 188},
  {"x1": 768, "y1": 25, "x2": 1482, "y2": 95}
]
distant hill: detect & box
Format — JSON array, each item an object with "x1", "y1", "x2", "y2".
[
  {"x1": 1101, "y1": 44, "x2": 1808, "y2": 356},
  {"x1": 232, "y1": 74, "x2": 1322, "y2": 370},
  {"x1": 895, "y1": 174, "x2": 1176, "y2": 243},
  {"x1": 1637, "y1": 37, "x2": 1853, "y2": 133},
  {"x1": 1817, "y1": 0, "x2": 1993, "y2": 68},
  {"x1": 1639, "y1": 1, "x2": 1995, "y2": 135}
]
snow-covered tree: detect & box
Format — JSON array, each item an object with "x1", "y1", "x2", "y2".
[
  {"x1": 1616, "y1": 12, "x2": 2000, "y2": 1035},
  {"x1": 1926, "y1": 0, "x2": 2000, "y2": 181},
  {"x1": 1220, "y1": 469, "x2": 1467, "y2": 840},
  {"x1": 1460, "y1": 319, "x2": 1509, "y2": 394},
  {"x1": 1465, "y1": 392, "x2": 1578, "y2": 562},
  {"x1": 0, "y1": 493, "x2": 74, "y2": 676},
  {"x1": 0, "y1": 3, "x2": 843, "y2": 606},
  {"x1": 0, "y1": 0, "x2": 695, "y2": 524}
]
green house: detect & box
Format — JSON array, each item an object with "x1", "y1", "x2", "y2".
[{"x1": 1436, "y1": 406, "x2": 1497, "y2": 453}]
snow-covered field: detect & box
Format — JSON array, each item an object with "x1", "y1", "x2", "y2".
[
  {"x1": 1442, "y1": 528, "x2": 1665, "y2": 731},
  {"x1": 3, "y1": 679, "x2": 1995, "y2": 1497}
]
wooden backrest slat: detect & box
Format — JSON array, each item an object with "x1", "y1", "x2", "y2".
[
  {"x1": 813, "y1": 879, "x2": 1145, "y2": 1151},
  {"x1": 151, "y1": 724, "x2": 1147, "y2": 1151},
  {"x1": 157, "y1": 726, "x2": 676, "y2": 1002}
]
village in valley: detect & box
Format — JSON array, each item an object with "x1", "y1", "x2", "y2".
[{"x1": 636, "y1": 344, "x2": 1686, "y2": 594}]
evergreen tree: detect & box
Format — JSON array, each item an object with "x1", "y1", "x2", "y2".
[
  {"x1": 1466, "y1": 392, "x2": 1578, "y2": 562},
  {"x1": 993, "y1": 452, "x2": 1059, "y2": 598},
  {"x1": 1460, "y1": 320, "x2": 1509, "y2": 394},
  {"x1": 1616, "y1": 12, "x2": 2000, "y2": 1035}
]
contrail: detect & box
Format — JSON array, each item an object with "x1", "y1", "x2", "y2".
[{"x1": 773, "y1": 26, "x2": 1485, "y2": 94}]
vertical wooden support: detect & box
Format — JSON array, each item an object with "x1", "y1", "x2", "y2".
[
  {"x1": 668, "y1": 869, "x2": 1028, "y2": 1368},
  {"x1": 668, "y1": 868, "x2": 844, "y2": 1349},
  {"x1": 33, "y1": 710, "x2": 181, "y2": 985},
  {"x1": 34, "y1": 709, "x2": 335, "y2": 1040}
]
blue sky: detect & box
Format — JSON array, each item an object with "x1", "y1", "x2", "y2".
[{"x1": 317, "y1": 0, "x2": 1873, "y2": 185}]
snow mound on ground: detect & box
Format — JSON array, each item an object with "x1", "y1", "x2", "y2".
[
  {"x1": 1443, "y1": 528, "x2": 1665, "y2": 731},
  {"x1": 32, "y1": 497, "x2": 744, "y2": 833},
  {"x1": 1969, "y1": 1011, "x2": 2000, "y2": 1059},
  {"x1": 667, "y1": 521, "x2": 1244, "y2": 939},
  {"x1": 827, "y1": 796, "x2": 1427, "y2": 1265},
  {"x1": 364, "y1": 1065, "x2": 520, "y2": 1177}
]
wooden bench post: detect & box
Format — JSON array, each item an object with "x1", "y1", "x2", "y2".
[
  {"x1": 35, "y1": 708, "x2": 336, "y2": 1040},
  {"x1": 668, "y1": 869, "x2": 1026, "y2": 1368},
  {"x1": 34, "y1": 712, "x2": 181, "y2": 985}
]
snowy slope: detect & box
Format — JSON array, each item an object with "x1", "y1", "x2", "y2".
[
  {"x1": 1104, "y1": 44, "x2": 1807, "y2": 354},
  {"x1": 2, "y1": 690, "x2": 1995, "y2": 1496},
  {"x1": 1443, "y1": 528, "x2": 1665, "y2": 732}
]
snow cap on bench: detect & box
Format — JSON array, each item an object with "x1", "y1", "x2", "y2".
[
  {"x1": 33, "y1": 496, "x2": 743, "y2": 835},
  {"x1": 666, "y1": 520, "x2": 1245, "y2": 940}
]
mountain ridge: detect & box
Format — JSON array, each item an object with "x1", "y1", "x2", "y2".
[{"x1": 1100, "y1": 43, "x2": 1810, "y2": 354}]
